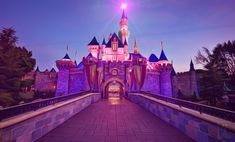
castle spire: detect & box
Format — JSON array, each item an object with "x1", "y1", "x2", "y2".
[
  {"x1": 122, "y1": 9, "x2": 127, "y2": 19},
  {"x1": 159, "y1": 41, "x2": 168, "y2": 61},
  {"x1": 134, "y1": 36, "x2": 139, "y2": 54},
  {"x1": 190, "y1": 59, "x2": 195, "y2": 71},
  {"x1": 119, "y1": 7, "x2": 130, "y2": 44}
]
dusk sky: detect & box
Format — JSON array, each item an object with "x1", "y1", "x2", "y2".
[{"x1": 1, "y1": 0, "x2": 235, "y2": 72}]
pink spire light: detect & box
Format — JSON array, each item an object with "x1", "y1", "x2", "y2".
[{"x1": 121, "y1": 3, "x2": 127, "y2": 9}]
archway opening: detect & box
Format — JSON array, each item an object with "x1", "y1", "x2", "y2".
[{"x1": 103, "y1": 79, "x2": 125, "y2": 99}]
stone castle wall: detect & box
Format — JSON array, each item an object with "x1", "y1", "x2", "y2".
[
  {"x1": 22, "y1": 70, "x2": 57, "y2": 92},
  {"x1": 0, "y1": 93, "x2": 101, "y2": 142},
  {"x1": 172, "y1": 70, "x2": 199, "y2": 97},
  {"x1": 142, "y1": 72, "x2": 160, "y2": 94},
  {"x1": 129, "y1": 93, "x2": 235, "y2": 142},
  {"x1": 69, "y1": 68, "x2": 89, "y2": 94},
  {"x1": 35, "y1": 71, "x2": 57, "y2": 92}
]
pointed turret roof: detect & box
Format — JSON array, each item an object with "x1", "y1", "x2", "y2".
[
  {"x1": 190, "y1": 59, "x2": 195, "y2": 71},
  {"x1": 50, "y1": 68, "x2": 56, "y2": 72},
  {"x1": 121, "y1": 10, "x2": 127, "y2": 19},
  {"x1": 106, "y1": 33, "x2": 124, "y2": 48},
  {"x1": 159, "y1": 49, "x2": 168, "y2": 61},
  {"x1": 102, "y1": 38, "x2": 106, "y2": 45},
  {"x1": 87, "y1": 53, "x2": 93, "y2": 58},
  {"x1": 124, "y1": 39, "x2": 128, "y2": 46},
  {"x1": 77, "y1": 61, "x2": 84, "y2": 69},
  {"x1": 128, "y1": 53, "x2": 143, "y2": 60},
  {"x1": 35, "y1": 66, "x2": 40, "y2": 72},
  {"x1": 171, "y1": 67, "x2": 176, "y2": 76},
  {"x1": 88, "y1": 36, "x2": 99, "y2": 46},
  {"x1": 148, "y1": 54, "x2": 158, "y2": 62},
  {"x1": 63, "y1": 53, "x2": 71, "y2": 60}
]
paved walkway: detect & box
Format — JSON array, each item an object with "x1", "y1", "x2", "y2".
[{"x1": 37, "y1": 98, "x2": 194, "y2": 142}]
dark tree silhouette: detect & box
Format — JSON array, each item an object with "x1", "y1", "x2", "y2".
[
  {"x1": 196, "y1": 40, "x2": 235, "y2": 105},
  {"x1": 0, "y1": 28, "x2": 36, "y2": 106}
]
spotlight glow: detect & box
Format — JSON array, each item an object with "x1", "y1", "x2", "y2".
[{"x1": 121, "y1": 3, "x2": 127, "y2": 9}]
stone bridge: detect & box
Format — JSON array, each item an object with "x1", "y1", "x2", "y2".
[{"x1": 0, "y1": 92, "x2": 235, "y2": 142}]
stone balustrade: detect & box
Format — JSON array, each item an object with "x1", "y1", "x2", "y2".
[
  {"x1": 0, "y1": 93, "x2": 101, "y2": 142},
  {"x1": 128, "y1": 93, "x2": 235, "y2": 142}
]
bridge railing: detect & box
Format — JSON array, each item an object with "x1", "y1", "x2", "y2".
[
  {"x1": 0, "y1": 91, "x2": 90, "y2": 121},
  {"x1": 137, "y1": 91, "x2": 235, "y2": 122}
]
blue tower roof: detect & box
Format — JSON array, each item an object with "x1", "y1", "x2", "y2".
[
  {"x1": 87, "y1": 53, "x2": 93, "y2": 58},
  {"x1": 171, "y1": 67, "x2": 176, "y2": 76},
  {"x1": 159, "y1": 49, "x2": 168, "y2": 61},
  {"x1": 88, "y1": 36, "x2": 99, "y2": 46},
  {"x1": 124, "y1": 39, "x2": 128, "y2": 46},
  {"x1": 102, "y1": 38, "x2": 106, "y2": 45},
  {"x1": 106, "y1": 33, "x2": 124, "y2": 48},
  {"x1": 148, "y1": 54, "x2": 158, "y2": 62},
  {"x1": 50, "y1": 68, "x2": 56, "y2": 72},
  {"x1": 63, "y1": 53, "x2": 71, "y2": 60},
  {"x1": 35, "y1": 66, "x2": 40, "y2": 72},
  {"x1": 77, "y1": 61, "x2": 84, "y2": 68},
  {"x1": 128, "y1": 53, "x2": 143, "y2": 60}
]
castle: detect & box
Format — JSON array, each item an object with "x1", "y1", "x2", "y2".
[{"x1": 23, "y1": 10, "x2": 199, "y2": 98}]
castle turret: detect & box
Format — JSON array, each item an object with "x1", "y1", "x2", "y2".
[
  {"x1": 189, "y1": 60, "x2": 199, "y2": 97},
  {"x1": 88, "y1": 36, "x2": 99, "y2": 59},
  {"x1": 158, "y1": 49, "x2": 173, "y2": 97},
  {"x1": 118, "y1": 10, "x2": 130, "y2": 44},
  {"x1": 56, "y1": 53, "x2": 76, "y2": 96}
]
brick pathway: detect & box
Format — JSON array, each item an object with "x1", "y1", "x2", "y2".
[{"x1": 37, "y1": 98, "x2": 194, "y2": 142}]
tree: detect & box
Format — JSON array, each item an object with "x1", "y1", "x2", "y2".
[
  {"x1": 196, "y1": 40, "x2": 235, "y2": 105},
  {"x1": 0, "y1": 28, "x2": 36, "y2": 106}
]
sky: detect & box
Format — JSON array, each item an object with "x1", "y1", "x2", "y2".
[{"x1": 1, "y1": 0, "x2": 235, "y2": 72}]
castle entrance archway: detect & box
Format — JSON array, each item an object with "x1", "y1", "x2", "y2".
[{"x1": 103, "y1": 78, "x2": 125, "y2": 99}]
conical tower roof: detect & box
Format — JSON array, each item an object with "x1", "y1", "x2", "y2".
[
  {"x1": 121, "y1": 10, "x2": 127, "y2": 19},
  {"x1": 159, "y1": 49, "x2": 168, "y2": 61},
  {"x1": 171, "y1": 67, "x2": 176, "y2": 76},
  {"x1": 102, "y1": 38, "x2": 106, "y2": 45},
  {"x1": 148, "y1": 54, "x2": 158, "y2": 62},
  {"x1": 88, "y1": 36, "x2": 99, "y2": 46},
  {"x1": 35, "y1": 66, "x2": 40, "y2": 72},
  {"x1": 124, "y1": 39, "x2": 128, "y2": 46},
  {"x1": 63, "y1": 53, "x2": 71, "y2": 60},
  {"x1": 190, "y1": 59, "x2": 195, "y2": 71}
]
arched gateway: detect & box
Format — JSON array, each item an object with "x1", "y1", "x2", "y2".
[{"x1": 102, "y1": 77, "x2": 125, "y2": 98}]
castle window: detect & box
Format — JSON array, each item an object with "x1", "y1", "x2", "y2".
[{"x1": 112, "y1": 43, "x2": 117, "y2": 51}]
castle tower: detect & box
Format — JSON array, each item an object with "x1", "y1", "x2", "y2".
[
  {"x1": 55, "y1": 53, "x2": 76, "y2": 96},
  {"x1": 189, "y1": 60, "x2": 199, "y2": 97},
  {"x1": 158, "y1": 48, "x2": 173, "y2": 97},
  {"x1": 88, "y1": 36, "x2": 100, "y2": 59},
  {"x1": 118, "y1": 10, "x2": 130, "y2": 44}
]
